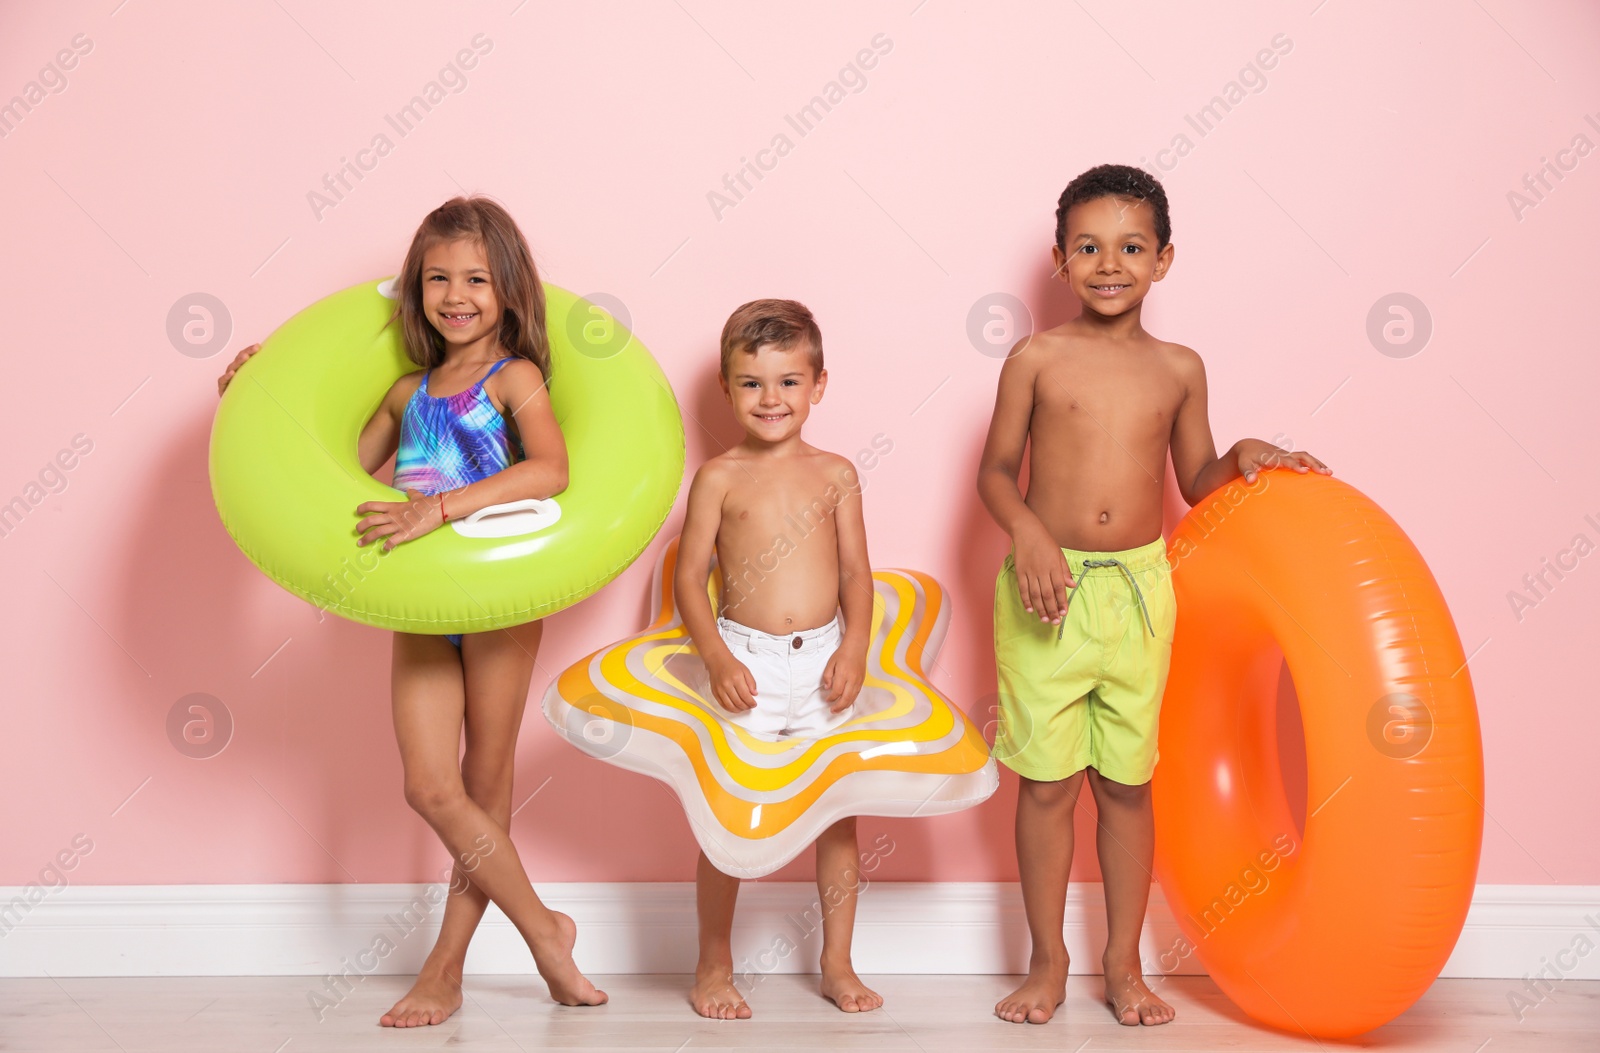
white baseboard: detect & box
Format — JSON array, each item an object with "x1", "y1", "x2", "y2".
[{"x1": 1, "y1": 882, "x2": 1595, "y2": 980}]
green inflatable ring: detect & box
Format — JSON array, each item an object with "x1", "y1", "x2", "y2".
[{"x1": 209, "y1": 278, "x2": 685, "y2": 633}]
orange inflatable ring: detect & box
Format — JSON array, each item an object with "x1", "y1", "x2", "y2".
[{"x1": 1154, "y1": 472, "x2": 1484, "y2": 1038}]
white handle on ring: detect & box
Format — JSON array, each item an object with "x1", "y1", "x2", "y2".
[{"x1": 450, "y1": 498, "x2": 562, "y2": 539}]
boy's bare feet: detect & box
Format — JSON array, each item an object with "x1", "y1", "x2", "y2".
[
  {"x1": 820, "y1": 962, "x2": 883, "y2": 1013},
  {"x1": 995, "y1": 958, "x2": 1067, "y2": 1024},
  {"x1": 379, "y1": 969, "x2": 463, "y2": 1027},
  {"x1": 530, "y1": 911, "x2": 608, "y2": 1007},
  {"x1": 690, "y1": 962, "x2": 752, "y2": 1020},
  {"x1": 1103, "y1": 962, "x2": 1175, "y2": 1026}
]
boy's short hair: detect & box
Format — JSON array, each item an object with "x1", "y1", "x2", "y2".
[
  {"x1": 720, "y1": 299, "x2": 823, "y2": 377},
  {"x1": 1055, "y1": 164, "x2": 1172, "y2": 252}
]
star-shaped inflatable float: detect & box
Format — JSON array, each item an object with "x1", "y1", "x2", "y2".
[{"x1": 543, "y1": 537, "x2": 998, "y2": 878}]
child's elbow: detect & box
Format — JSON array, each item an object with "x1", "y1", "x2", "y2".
[
  {"x1": 975, "y1": 460, "x2": 1012, "y2": 495},
  {"x1": 531, "y1": 452, "x2": 568, "y2": 498}
]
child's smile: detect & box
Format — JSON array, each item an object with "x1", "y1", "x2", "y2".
[{"x1": 745, "y1": 392, "x2": 803, "y2": 436}]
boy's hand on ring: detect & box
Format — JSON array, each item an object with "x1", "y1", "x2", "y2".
[
  {"x1": 355, "y1": 490, "x2": 444, "y2": 551},
  {"x1": 216, "y1": 342, "x2": 262, "y2": 396},
  {"x1": 1238, "y1": 440, "x2": 1332, "y2": 484}
]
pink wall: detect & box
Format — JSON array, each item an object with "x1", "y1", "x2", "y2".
[{"x1": 3, "y1": 2, "x2": 1596, "y2": 891}]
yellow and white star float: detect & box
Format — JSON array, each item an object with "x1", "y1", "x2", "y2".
[{"x1": 543, "y1": 537, "x2": 999, "y2": 878}]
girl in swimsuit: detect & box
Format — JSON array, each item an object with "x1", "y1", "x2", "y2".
[{"x1": 217, "y1": 196, "x2": 605, "y2": 1026}]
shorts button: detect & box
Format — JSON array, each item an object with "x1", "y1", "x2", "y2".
[{"x1": 792, "y1": 636, "x2": 803, "y2": 649}]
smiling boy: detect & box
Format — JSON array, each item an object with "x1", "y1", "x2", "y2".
[
  {"x1": 674, "y1": 299, "x2": 882, "y2": 1019},
  {"x1": 977, "y1": 165, "x2": 1328, "y2": 1027}
]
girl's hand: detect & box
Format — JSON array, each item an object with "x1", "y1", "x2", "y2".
[
  {"x1": 1236, "y1": 439, "x2": 1332, "y2": 483},
  {"x1": 216, "y1": 343, "x2": 262, "y2": 396},
  {"x1": 355, "y1": 490, "x2": 444, "y2": 551},
  {"x1": 1013, "y1": 520, "x2": 1074, "y2": 624},
  {"x1": 704, "y1": 649, "x2": 758, "y2": 713},
  {"x1": 823, "y1": 646, "x2": 866, "y2": 712}
]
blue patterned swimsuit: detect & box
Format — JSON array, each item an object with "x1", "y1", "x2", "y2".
[{"x1": 393, "y1": 357, "x2": 524, "y2": 646}]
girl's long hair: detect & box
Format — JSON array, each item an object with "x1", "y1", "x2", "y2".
[{"x1": 390, "y1": 195, "x2": 551, "y2": 379}]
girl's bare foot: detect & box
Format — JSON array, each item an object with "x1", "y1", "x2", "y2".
[
  {"x1": 530, "y1": 911, "x2": 608, "y2": 1007},
  {"x1": 995, "y1": 958, "x2": 1067, "y2": 1024},
  {"x1": 820, "y1": 962, "x2": 883, "y2": 1013},
  {"x1": 1103, "y1": 963, "x2": 1175, "y2": 1026},
  {"x1": 379, "y1": 968, "x2": 463, "y2": 1027},
  {"x1": 689, "y1": 961, "x2": 751, "y2": 1020}
]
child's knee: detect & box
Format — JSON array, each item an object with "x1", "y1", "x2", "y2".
[
  {"x1": 1088, "y1": 768, "x2": 1151, "y2": 805},
  {"x1": 403, "y1": 776, "x2": 465, "y2": 818},
  {"x1": 1021, "y1": 770, "x2": 1086, "y2": 807},
  {"x1": 460, "y1": 751, "x2": 514, "y2": 805}
]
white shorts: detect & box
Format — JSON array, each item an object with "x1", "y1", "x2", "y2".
[{"x1": 709, "y1": 615, "x2": 849, "y2": 740}]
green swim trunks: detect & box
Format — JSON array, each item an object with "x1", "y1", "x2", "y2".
[{"x1": 992, "y1": 537, "x2": 1176, "y2": 785}]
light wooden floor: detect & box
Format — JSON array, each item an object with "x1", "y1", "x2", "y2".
[{"x1": 3, "y1": 973, "x2": 1595, "y2": 1051}]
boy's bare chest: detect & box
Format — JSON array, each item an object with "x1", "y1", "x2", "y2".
[
  {"x1": 721, "y1": 465, "x2": 843, "y2": 533},
  {"x1": 1033, "y1": 357, "x2": 1182, "y2": 434}
]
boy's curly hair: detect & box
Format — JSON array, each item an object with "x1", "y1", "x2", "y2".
[{"x1": 1055, "y1": 164, "x2": 1171, "y2": 252}]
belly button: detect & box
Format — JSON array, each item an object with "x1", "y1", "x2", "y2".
[{"x1": 1099, "y1": 511, "x2": 1110, "y2": 524}]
